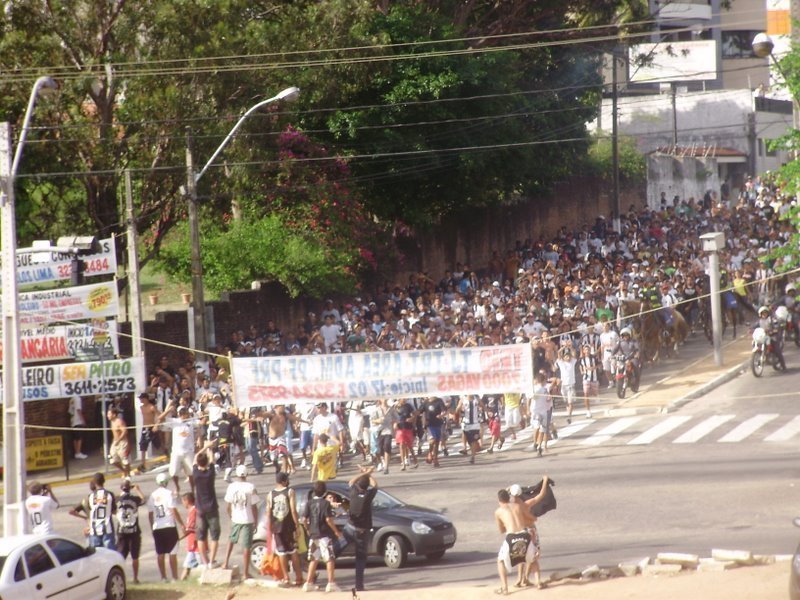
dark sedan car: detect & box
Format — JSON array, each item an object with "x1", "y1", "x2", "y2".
[{"x1": 252, "y1": 481, "x2": 456, "y2": 570}]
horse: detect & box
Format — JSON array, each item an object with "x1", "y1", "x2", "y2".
[
  {"x1": 698, "y1": 277, "x2": 757, "y2": 340},
  {"x1": 618, "y1": 299, "x2": 689, "y2": 363}
]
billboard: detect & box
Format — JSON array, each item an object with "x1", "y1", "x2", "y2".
[
  {"x1": 6, "y1": 357, "x2": 147, "y2": 402},
  {"x1": 628, "y1": 40, "x2": 717, "y2": 83},
  {"x1": 9, "y1": 281, "x2": 119, "y2": 326},
  {"x1": 7, "y1": 237, "x2": 117, "y2": 289},
  {"x1": 0, "y1": 320, "x2": 120, "y2": 363}
]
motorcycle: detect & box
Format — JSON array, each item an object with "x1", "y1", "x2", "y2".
[
  {"x1": 776, "y1": 305, "x2": 800, "y2": 348},
  {"x1": 751, "y1": 327, "x2": 786, "y2": 377},
  {"x1": 613, "y1": 352, "x2": 640, "y2": 399}
]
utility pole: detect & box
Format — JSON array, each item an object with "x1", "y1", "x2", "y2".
[
  {"x1": 124, "y1": 169, "x2": 146, "y2": 453},
  {"x1": 186, "y1": 128, "x2": 207, "y2": 357},
  {"x1": 611, "y1": 48, "x2": 621, "y2": 232},
  {"x1": 0, "y1": 122, "x2": 26, "y2": 535},
  {"x1": 671, "y1": 83, "x2": 678, "y2": 146}
]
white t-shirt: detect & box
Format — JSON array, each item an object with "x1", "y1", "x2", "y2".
[
  {"x1": 162, "y1": 418, "x2": 197, "y2": 455},
  {"x1": 147, "y1": 486, "x2": 177, "y2": 530},
  {"x1": 298, "y1": 402, "x2": 316, "y2": 433},
  {"x1": 68, "y1": 396, "x2": 86, "y2": 427},
  {"x1": 312, "y1": 413, "x2": 342, "y2": 444},
  {"x1": 532, "y1": 383, "x2": 553, "y2": 415},
  {"x1": 555, "y1": 357, "x2": 577, "y2": 386},
  {"x1": 25, "y1": 494, "x2": 58, "y2": 534},
  {"x1": 224, "y1": 480, "x2": 259, "y2": 524}
]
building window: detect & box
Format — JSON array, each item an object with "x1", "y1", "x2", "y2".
[{"x1": 721, "y1": 31, "x2": 760, "y2": 58}]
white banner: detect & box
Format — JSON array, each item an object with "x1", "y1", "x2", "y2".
[
  {"x1": 12, "y1": 281, "x2": 119, "y2": 326},
  {"x1": 9, "y1": 357, "x2": 146, "y2": 402},
  {"x1": 232, "y1": 343, "x2": 533, "y2": 407},
  {"x1": 8, "y1": 237, "x2": 117, "y2": 289},
  {"x1": 0, "y1": 320, "x2": 119, "y2": 363}
]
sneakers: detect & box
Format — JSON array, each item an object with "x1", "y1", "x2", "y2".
[
  {"x1": 302, "y1": 583, "x2": 319, "y2": 592},
  {"x1": 75, "y1": 452, "x2": 88, "y2": 460},
  {"x1": 586, "y1": 411, "x2": 592, "y2": 418},
  {"x1": 300, "y1": 459, "x2": 308, "y2": 470},
  {"x1": 325, "y1": 583, "x2": 341, "y2": 593},
  {"x1": 566, "y1": 417, "x2": 572, "y2": 425},
  {"x1": 223, "y1": 467, "x2": 232, "y2": 483}
]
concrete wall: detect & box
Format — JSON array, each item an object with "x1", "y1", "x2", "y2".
[
  {"x1": 646, "y1": 155, "x2": 720, "y2": 210},
  {"x1": 594, "y1": 89, "x2": 756, "y2": 156}
]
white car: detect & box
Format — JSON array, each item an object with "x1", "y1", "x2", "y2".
[{"x1": 0, "y1": 534, "x2": 126, "y2": 600}]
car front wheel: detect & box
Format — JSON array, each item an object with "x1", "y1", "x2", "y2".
[
  {"x1": 105, "y1": 566, "x2": 126, "y2": 600},
  {"x1": 383, "y1": 534, "x2": 408, "y2": 569}
]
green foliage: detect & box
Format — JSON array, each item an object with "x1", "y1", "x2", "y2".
[
  {"x1": 156, "y1": 216, "x2": 357, "y2": 298},
  {"x1": 586, "y1": 133, "x2": 647, "y2": 183}
]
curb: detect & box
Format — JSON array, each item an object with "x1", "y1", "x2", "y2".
[{"x1": 666, "y1": 358, "x2": 749, "y2": 412}]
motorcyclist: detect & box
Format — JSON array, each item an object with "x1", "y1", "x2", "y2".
[
  {"x1": 756, "y1": 306, "x2": 787, "y2": 370},
  {"x1": 778, "y1": 283, "x2": 797, "y2": 312},
  {"x1": 615, "y1": 327, "x2": 641, "y2": 383}
]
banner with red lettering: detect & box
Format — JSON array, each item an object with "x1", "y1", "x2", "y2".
[
  {"x1": 0, "y1": 320, "x2": 119, "y2": 363},
  {"x1": 232, "y1": 343, "x2": 533, "y2": 407}
]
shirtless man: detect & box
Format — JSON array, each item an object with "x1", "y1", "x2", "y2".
[
  {"x1": 493, "y1": 477, "x2": 550, "y2": 594},
  {"x1": 265, "y1": 405, "x2": 296, "y2": 474},
  {"x1": 108, "y1": 406, "x2": 131, "y2": 477},
  {"x1": 510, "y1": 478, "x2": 551, "y2": 589},
  {"x1": 137, "y1": 393, "x2": 159, "y2": 472}
]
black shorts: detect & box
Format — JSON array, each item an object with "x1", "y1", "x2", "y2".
[
  {"x1": 117, "y1": 532, "x2": 141, "y2": 560},
  {"x1": 72, "y1": 425, "x2": 86, "y2": 443},
  {"x1": 378, "y1": 434, "x2": 392, "y2": 455},
  {"x1": 464, "y1": 429, "x2": 480, "y2": 444},
  {"x1": 273, "y1": 525, "x2": 297, "y2": 555},
  {"x1": 153, "y1": 527, "x2": 179, "y2": 555},
  {"x1": 138, "y1": 429, "x2": 154, "y2": 453}
]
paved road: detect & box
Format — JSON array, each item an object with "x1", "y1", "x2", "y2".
[{"x1": 11, "y1": 339, "x2": 800, "y2": 592}]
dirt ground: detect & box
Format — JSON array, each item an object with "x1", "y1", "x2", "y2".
[{"x1": 130, "y1": 560, "x2": 790, "y2": 600}]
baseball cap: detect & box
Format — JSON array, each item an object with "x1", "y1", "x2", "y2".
[
  {"x1": 235, "y1": 464, "x2": 248, "y2": 478},
  {"x1": 509, "y1": 484, "x2": 522, "y2": 497},
  {"x1": 156, "y1": 472, "x2": 170, "y2": 485}
]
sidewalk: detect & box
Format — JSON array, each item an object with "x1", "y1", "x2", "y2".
[{"x1": 8, "y1": 335, "x2": 753, "y2": 490}]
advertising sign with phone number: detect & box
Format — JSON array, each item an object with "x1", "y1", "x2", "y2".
[
  {"x1": 2, "y1": 237, "x2": 117, "y2": 289},
  {"x1": 0, "y1": 357, "x2": 146, "y2": 402},
  {"x1": 6, "y1": 281, "x2": 119, "y2": 326}
]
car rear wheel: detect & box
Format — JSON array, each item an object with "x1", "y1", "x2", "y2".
[
  {"x1": 383, "y1": 534, "x2": 408, "y2": 569},
  {"x1": 105, "y1": 566, "x2": 126, "y2": 600},
  {"x1": 425, "y1": 550, "x2": 446, "y2": 561}
]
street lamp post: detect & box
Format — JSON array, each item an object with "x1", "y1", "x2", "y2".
[
  {"x1": 752, "y1": 33, "x2": 799, "y2": 156},
  {"x1": 1, "y1": 76, "x2": 57, "y2": 536},
  {"x1": 184, "y1": 86, "x2": 299, "y2": 357}
]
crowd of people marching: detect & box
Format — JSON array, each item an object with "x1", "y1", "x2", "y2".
[{"x1": 29, "y1": 177, "x2": 797, "y2": 592}]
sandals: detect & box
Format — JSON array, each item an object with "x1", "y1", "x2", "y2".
[{"x1": 494, "y1": 588, "x2": 508, "y2": 595}]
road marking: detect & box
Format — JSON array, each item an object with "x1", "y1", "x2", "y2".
[
  {"x1": 673, "y1": 415, "x2": 735, "y2": 444},
  {"x1": 628, "y1": 415, "x2": 692, "y2": 445},
  {"x1": 718, "y1": 414, "x2": 780, "y2": 443},
  {"x1": 765, "y1": 415, "x2": 800, "y2": 442},
  {"x1": 547, "y1": 420, "x2": 593, "y2": 446},
  {"x1": 580, "y1": 417, "x2": 642, "y2": 446},
  {"x1": 498, "y1": 427, "x2": 534, "y2": 452}
]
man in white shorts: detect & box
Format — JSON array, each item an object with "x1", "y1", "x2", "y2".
[
  {"x1": 158, "y1": 403, "x2": 199, "y2": 494},
  {"x1": 530, "y1": 373, "x2": 552, "y2": 458}
]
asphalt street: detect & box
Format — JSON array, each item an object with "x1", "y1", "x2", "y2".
[{"x1": 12, "y1": 338, "x2": 800, "y2": 593}]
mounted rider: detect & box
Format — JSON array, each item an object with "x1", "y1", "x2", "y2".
[
  {"x1": 615, "y1": 327, "x2": 641, "y2": 383},
  {"x1": 756, "y1": 305, "x2": 787, "y2": 370}
]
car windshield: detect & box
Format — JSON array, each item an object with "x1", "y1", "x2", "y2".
[{"x1": 372, "y1": 489, "x2": 404, "y2": 511}]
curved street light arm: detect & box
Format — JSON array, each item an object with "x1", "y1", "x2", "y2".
[
  {"x1": 11, "y1": 76, "x2": 57, "y2": 178},
  {"x1": 195, "y1": 86, "x2": 299, "y2": 183}
]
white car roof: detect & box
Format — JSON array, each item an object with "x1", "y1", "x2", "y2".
[{"x1": 0, "y1": 534, "x2": 58, "y2": 556}]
